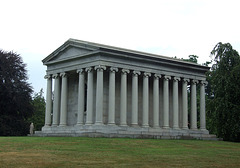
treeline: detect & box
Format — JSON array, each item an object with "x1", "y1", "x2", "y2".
[{"x1": 0, "y1": 50, "x2": 45, "y2": 136}]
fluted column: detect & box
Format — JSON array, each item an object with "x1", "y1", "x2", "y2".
[
  {"x1": 85, "y1": 67, "x2": 94, "y2": 125},
  {"x1": 108, "y1": 67, "x2": 118, "y2": 125},
  {"x1": 131, "y1": 70, "x2": 141, "y2": 126},
  {"x1": 44, "y1": 75, "x2": 52, "y2": 127},
  {"x1": 190, "y1": 80, "x2": 198, "y2": 130},
  {"x1": 163, "y1": 75, "x2": 171, "y2": 129},
  {"x1": 120, "y1": 69, "x2": 129, "y2": 126},
  {"x1": 142, "y1": 72, "x2": 151, "y2": 127},
  {"x1": 59, "y1": 73, "x2": 68, "y2": 126},
  {"x1": 200, "y1": 81, "x2": 207, "y2": 130},
  {"x1": 76, "y1": 69, "x2": 85, "y2": 125},
  {"x1": 172, "y1": 77, "x2": 180, "y2": 129},
  {"x1": 95, "y1": 65, "x2": 106, "y2": 125},
  {"x1": 182, "y1": 78, "x2": 189, "y2": 129},
  {"x1": 153, "y1": 74, "x2": 161, "y2": 128},
  {"x1": 52, "y1": 74, "x2": 60, "y2": 126}
]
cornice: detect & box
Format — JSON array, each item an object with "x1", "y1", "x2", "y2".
[{"x1": 42, "y1": 39, "x2": 210, "y2": 74}]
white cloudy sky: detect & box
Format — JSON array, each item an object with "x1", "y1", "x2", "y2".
[{"x1": 1, "y1": 0, "x2": 240, "y2": 95}]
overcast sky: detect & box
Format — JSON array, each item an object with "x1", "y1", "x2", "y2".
[{"x1": 1, "y1": 0, "x2": 240, "y2": 95}]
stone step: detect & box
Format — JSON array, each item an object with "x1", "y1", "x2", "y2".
[{"x1": 33, "y1": 131, "x2": 221, "y2": 140}]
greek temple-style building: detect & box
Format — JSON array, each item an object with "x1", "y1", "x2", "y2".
[{"x1": 35, "y1": 39, "x2": 216, "y2": 139}]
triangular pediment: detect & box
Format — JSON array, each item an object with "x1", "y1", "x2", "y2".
[
  {"x1": 43, "y1": 39, "x2": 100, "y2": 64},
  {"x1": 49, "y1": 46, "x2": 93, "y2": 62}
]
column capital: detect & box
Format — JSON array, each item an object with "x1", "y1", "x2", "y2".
[
  {"x1": 143, "y1": 72, "x2": 151, "y2": 77},
  {"x1": 52, "y1": 74, "x2": 59, "y2": 79},
  {"x1": 163, "y1": 75, "x2": 171, "y2": 80},
  {"x1": 200, "y1": 80, "x2": 208, "y2": 86},
  {"x1": 173, "y1": 76, "x2": 181, "y2": 81},
  {"x1": 182, "y1": 78, "x2": 190, "y2": 83},
  {"x1": 77, "y1": 69, "x2": 85, "y2": 74},
  {"x1": 133, "y1": 70, "x2": 141, "y2": 76},
  {"x1": 154, "y1": 74, "x2": 161, "y2": 79},
  {"x1": 94, "y1": 65, "x2": 107, "y2": 71},
  {"x1": 44, "y1": 74, "x2": 52, "y2": 79},
  {"x1": 110, "y1": 67, "x2": 118, "y2": 72},
  {"x1": 121, "y1": 69, "x2": 130, "y2": 74},
  {"x1": 60, "y1": 72, "x2": 67, "y2": 78},
  {"x1": 85, "y1": 67, "x2": 93, "y2": 72},
  {"x1": 191, "y1": 79, "x2": 199, "y2": 84}
]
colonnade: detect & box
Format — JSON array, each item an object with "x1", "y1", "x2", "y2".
[{"x1": 44, "y1": 66, "x2": 207, "y2": 131}]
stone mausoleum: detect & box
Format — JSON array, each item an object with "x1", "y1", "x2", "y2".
[{"x1": 35, "y1": 39, "x2": 217, "y2": 140}]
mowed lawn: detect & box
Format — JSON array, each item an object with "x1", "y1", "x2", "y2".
[{"x1": 0, "y1": 137, "x2": 239, "y2": 168}]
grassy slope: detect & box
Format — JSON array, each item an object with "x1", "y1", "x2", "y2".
[{"x1": 0, "y1": 137, "x2": 239, "y2": 168}]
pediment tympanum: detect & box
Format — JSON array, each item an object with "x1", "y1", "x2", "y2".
[{"x1": 49, "y1": 46, "x2": 93, "y2": 62}]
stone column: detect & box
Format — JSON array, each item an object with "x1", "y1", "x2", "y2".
[
  {"x1": 163, "y1": 75, "x2": 171, "y2": 129},
  {"x1": 172, "y1": 77, "x2": 180, "y2": 129},
  {"x1": 142, "y1": 72, "x2": 151, "y2": 127},
  {"x1": 44, "y1": 75, "x2": 52, "y2": 127},
  {"x1": 200, "y1": 81, "x2": 207, "y2": 130},
  {"x1": 85, "y1": 67, "x2": 94, "y2": 125},
  {"x1": 52, "y1": 74, "x2": 60, "y2": 126},
  {"x1": 182, "y1": 78, "x2": 189, "y2": 129},
  {"x1": 131, "y1": 70, "x2": 141, "y2": 126},
  {"x1": 153, "y1": 74, "x2": 161, "y2": 128},
  {"x1": 120, "y1": 69, "x2": 129, "y2": 126},
  {"x1": 76, "y1": 69, "x2": 85, "y2": 125},
  {"x1": 95, "y1": 65, "x2": 106, "y2": 125},
  {"x1": 59, "y1": 72, "x2": 68, "y2": 126},
  {"x1": 108, "y1": 67, "x2": 118, "y2": 125},
  {"x1": 190, "y1": 80, "x2": 198, "y2": 130}
]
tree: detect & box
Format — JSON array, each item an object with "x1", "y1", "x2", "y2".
[
  {"x1": 207, "y1": 42, "x2": 240, "y2": 141},
  {"x1": 0, "y1": 50, "x2": 33, "y2": 136},
  {"x1": 183, "y1": 55, "x2": 199, "y2": 63},
  {"x1": 29, "y1": 89, "x2": 45, "y2": 131}
]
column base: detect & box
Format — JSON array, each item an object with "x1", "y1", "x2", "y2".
[
  {"x1": 162, "y1": 126, "x2": 169, "y2": 129},
  {"x1": 191, "y1": 127, "x2": 198, "y2": 131},
  {"x1": 142, "y1": 124, "x2": 149, "y2": 128},
  {"x1": 131, "y1": 124, "x2": 139, "y2": 128},
  {"x1": 51, "y1": 124, "x2": 59, "y2": 127},
  {"x1": 85, "y1": 122, "x2": 93, "y2": 126},
  {"x1": 76, "y1": 123, "x2": 84, "y2": 126},
  {"x1": 119, "y1": 123, "x2": 128, "y2": 127},
  {"x1": 42, "y1": 125, "x2": 52, "y2": 131},
  {"x1": 95, "y1": 122, "x2": 104, "y2": 126},
  {"x1": 200, "y1": 128, "x2": 209, "y2": 134},
  {"x1": 181, "y1": 126, "x2": 189, "y2": 130},
  {"x1": 152, "y1": 126, "x2": 160, "y2": 129},
  {"x1": 59, "y1": 124, "x2": 67, "y2": 127},
  {"x1": 108, "y1": 123, "x2": 116, "y2": 126},
  {"x1": 172, "y1": 126, "x2": 180, "y2": 130}
]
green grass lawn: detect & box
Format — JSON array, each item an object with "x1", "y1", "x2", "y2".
[{"x1": 0, "y1": 137, "x2": 239, "y2": 168}]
